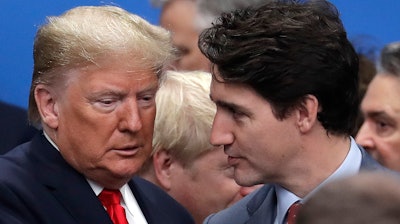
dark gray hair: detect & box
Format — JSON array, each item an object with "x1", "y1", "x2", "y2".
[{"x1": 379, "y1": 41, "x2": 400, "y2": 76}]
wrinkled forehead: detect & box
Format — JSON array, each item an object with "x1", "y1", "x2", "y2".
[{"x1": 49, "y1": 56, "x2": 160, "y2": 91}]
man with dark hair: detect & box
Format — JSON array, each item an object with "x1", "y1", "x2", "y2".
[
  {"x1": 356, "y1": 41, "x2": 400, "y2": 172},
  {"x1": 198, "y1": 1, "x2": 389, "y2": 223}
]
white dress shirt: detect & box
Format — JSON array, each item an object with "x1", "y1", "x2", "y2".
[
  {"x1": 43, "y1": 131, "x2": 148, "y2": 224},
  {"x1": 87, "y1": 179, "x2": 148, "y2": 224}
]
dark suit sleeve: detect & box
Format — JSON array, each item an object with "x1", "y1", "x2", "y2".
[{"x1": 0, "y1": 180, "x2": 40, "y2": 224}]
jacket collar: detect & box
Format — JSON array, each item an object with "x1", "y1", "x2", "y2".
[{"x1": 30, "y1": 133, "x2": 113, "y2": 224}]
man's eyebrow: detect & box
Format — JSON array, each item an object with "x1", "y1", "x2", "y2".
[
  {"x1": 210, "y1": 95, "x2": 252, "y2": 115},
  {"x1": 138, "y1": 83, "x2": 159, "y2": 94},
  {"x1": 365, "y1": 110, "x2": 382, "y2": 117},
  {"x1": 366, "y1": 111, "x2": 392, "y2": 121}
]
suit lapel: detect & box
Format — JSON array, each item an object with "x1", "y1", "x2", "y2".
[
  {"x1": 31, "y1": 134, "x2": 112, "y2": 224},
  {"x1": 128, "y1": 178, "x2": 172, "y2": 224},
  {"x1": 242, "y1": 145, "x2": 388, "y2": 224},
  {"x1": 358, "y1": 144, "x2": 387, "y2": 171},
  {"x1": 127, "y1": 179, "x2": 154, "y2": 223},
  {"x1": 245, "y1": 185, "x2": 277, "y2": 224}
]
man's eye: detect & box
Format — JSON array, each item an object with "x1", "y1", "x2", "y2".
[
  {"x1": 177, "y1": 47, "x2": 189, "y2": 56},
  {"x1": 141, "y1": 96, "x2": 153, "y2": 102},
  {"x1": 373, "y1": 119, "x2": 394, "y2": 137},
  {"x1": 138, "y1": 94, "x2": 155, "y2": 107},
  {"x1": 229, "y1": 107, "x2": 245, "y2": 118},
  {"x1": 377, "y1": 121, "x2": 387, "y2": 128},
  {"x1": 375, "y1": 120, "x2": 389, "y2": 131},
  {"x1": 92, "y1": 98, "x2": 119, "y2": 112},
  {"x1": 99, "y1": 99, "x2": 114, "y2": 105}
]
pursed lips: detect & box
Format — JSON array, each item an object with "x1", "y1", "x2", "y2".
[
  {"x1": 112, "y1": 144, "x2": 142, "y2": 156},
  {"x1": 224, "y1": 148, "x2": 242, "y2": 166},
  {"x1": 227, "y1": 155, "x2": 241, "y2": 166}
]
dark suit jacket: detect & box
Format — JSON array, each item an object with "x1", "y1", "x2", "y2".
[
  {"x1": 0, "y1": 101, "x2": 38, "y2": 154},
  {"x1": 0, "y1": 133, "x2": 194, "y2": 224},
  {"x1": 203, "y1": 145, "x2": 392, "y2": 224}
]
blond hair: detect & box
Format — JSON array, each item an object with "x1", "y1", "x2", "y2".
[
  {"x1": 152, "y1": 70, "x2": 215, "y2": 166},
  {"x1": 29, "y1": 5, "x2": 175, "y2": 125}
]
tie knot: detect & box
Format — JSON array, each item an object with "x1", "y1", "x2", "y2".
[
  {"x1": 287, "y1": 201, "x2": 302, "y2": 224},
  {"x1": 98, "y1": 189, "x2": 122, "y2": 206}
]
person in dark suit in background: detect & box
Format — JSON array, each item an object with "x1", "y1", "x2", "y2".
[
  {"x1": 0, "y1": 100, "x2": 38, "y2": 154},
  {"x1": 0, "y1": 5, "x2": 194, "y2": 224},
  {"x1": 197, "y1": 1, "x2": 390, "y2": 223}
]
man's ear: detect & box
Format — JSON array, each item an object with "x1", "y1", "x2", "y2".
[
  {"x1": 296, "y1": 94, "x2": 319, "y2": 133},
  {"x1": 153, "y1": 148, "x2": 173, "y2": 190},
  {"x1": 34, "y1": 84, "x2": 59, "y2": 129}
]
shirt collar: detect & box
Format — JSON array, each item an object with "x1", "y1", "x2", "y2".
[
  {"x1": 43, "y1": 131, "x2": 60, "y2": 151},
  {"x1": 305, "y1": 136, "x2": 362, "y2": 200},
  {"x1": 43, "y1": 131, "x2": 148, "y2": 223},
  {"x1": 275, "y1": 185, "x2": 301, "y2": 224},
  {"x1": 274, "y1": 136, "x2": 362, "y2": 224}
]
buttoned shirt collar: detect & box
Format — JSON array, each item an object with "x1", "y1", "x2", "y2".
[{"x1": 274, "y1": 137, "x2": 362, "y2": 224}]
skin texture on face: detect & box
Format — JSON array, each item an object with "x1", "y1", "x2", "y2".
[
  {"x1": 168, "y1": 147, "x2": 249, "y2": 224},
  {"x1": 160, "y1": 0, "x2": 210, "y2": 71},
  {"x1": 36, "y1": 60, "x2": 158, "y2": 189},
  {"x1": 209, "y1": 75, "x2": 302, "y2": 187},
  {"x1": 356, "y1": 74, "x2": 400, "y2": 171}
]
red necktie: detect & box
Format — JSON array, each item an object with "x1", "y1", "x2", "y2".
[
  {"x1": 98, "y1": 189, "x2": 129, "y2": 224},
  {"x1": 286, "y1": 201, "x2": 302, "y2": 224}
]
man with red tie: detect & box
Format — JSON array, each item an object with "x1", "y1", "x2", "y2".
[{"x1": 0, "y1": 5, "x2": 194, "y2": 224}]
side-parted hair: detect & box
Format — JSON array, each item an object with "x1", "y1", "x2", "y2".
[
  {"x1": 152, "y1": 70, "x2": 215, "y2": 167},
  {"x1": 198, "y1": 0, "x2": 359, "y2": 136},
  {"x1": 379, "y1": 41, "x2": 400, "y2": 76},
  {"x1": 29, "y1": 5, "x2": 175, "y2": 126}
]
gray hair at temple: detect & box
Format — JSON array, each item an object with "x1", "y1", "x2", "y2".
[
  {"x1": 195, "y1": 0, "x2": 274, "y2": 31},
  {"x1": 379, "y1": 41, "x2": 400, "y2": 76},
  {"x1": 28, "y1": 5, "x2": 175, "y2": 126}
]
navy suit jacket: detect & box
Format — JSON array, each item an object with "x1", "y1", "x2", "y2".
[
  {"x1": 0, "y1": 101, "x2": 38, "y2": 154},
  {"x1": 0, "y1": 133, "x2": 194, "y2": 224},
  {"x1": 203, "y1": 145, "x2": 392, "y2": 224}
]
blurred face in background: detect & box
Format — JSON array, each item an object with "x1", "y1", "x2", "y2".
[
  {"x1": 160, "y1": 0, "x2": 210, "y2": 71},
  {"x1": 167, "y1": 146, "x2": 261, "y2": 224},
  {"x1": 356, "y1": 74, "x2": 400, "y2": 171}
]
